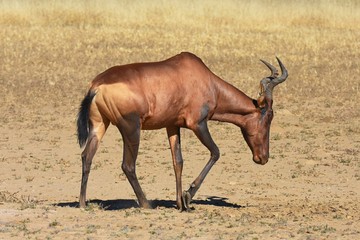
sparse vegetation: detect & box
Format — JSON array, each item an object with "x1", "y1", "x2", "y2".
[
  {"x1": 84, "y1": 202, "x2": 106, "y2": 212},
  {"x1": 0, "y1": 191, "x2": 38, "y2": 210},
  {"x1": 48, "y1": 220, "x2": 60, "y2": 228}
]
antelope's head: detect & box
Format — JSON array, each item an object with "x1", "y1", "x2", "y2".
[{"x1": 241, "y1": 57, "x2": 288, "y2": 165}]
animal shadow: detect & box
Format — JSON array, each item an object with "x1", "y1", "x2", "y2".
[{"x1": 55, "y1": 196, "x2": 243, "y2": 210}]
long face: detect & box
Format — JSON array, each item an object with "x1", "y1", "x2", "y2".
[
  {"x1": 242, "y1": 56, "x2": 287, "y2": 164},
  {"x1": 241, "y1": 107, "x2": 274, "y2": 165}
]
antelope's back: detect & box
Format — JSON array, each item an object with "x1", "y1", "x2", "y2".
[{"x1": 89, "y1": 52, "x2": 218, "y2": 129}]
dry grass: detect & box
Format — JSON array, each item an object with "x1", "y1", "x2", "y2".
[
  {"x1": 1, "y1": 1, "x2": 359, "y2": 115},
  {"x1": 1, "y1": 1, "x2": 359, "y2": 181},
  {"x1": 0, "y1": 191, "x2": 38, "y2": 210},
  {"x1": 1, "y1": 0, "x2": 359, "y2": 28}
]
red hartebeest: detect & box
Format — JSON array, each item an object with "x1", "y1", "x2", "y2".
[{"x1": 77, "y1": 52, "x2": 288, "y2": 211}]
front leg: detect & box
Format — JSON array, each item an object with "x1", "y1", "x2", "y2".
[
  {"x1": 166, "y1": 126, "x2": 186, "y2": 211},
  {"x1": 184, "y1": 120, "x2": 220, "y2": 205}
]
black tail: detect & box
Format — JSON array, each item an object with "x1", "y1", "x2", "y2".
[{"x1": 77, "y1": 90, "x2": 96, "y2": 148}]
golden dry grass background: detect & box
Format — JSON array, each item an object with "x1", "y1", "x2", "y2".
[
  {"x1": 1, "y1": 1, "x2": 360, "y2": 239},
  {"x1": 1, "y1": 0, "x2": 359, "y2": 112}
]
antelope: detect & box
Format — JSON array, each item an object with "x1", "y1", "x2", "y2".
[{"x1": 77, "y1": 52, "x2": 288, "y2": 211}]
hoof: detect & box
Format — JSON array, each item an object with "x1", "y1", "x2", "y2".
[
  {"x1": 182, "y1": 191, "x2": 192, "y2": 211},
  {"x1": 79, "y1": 200, "x2": 87, "y2": 209},
  {"x1": 140, "y1": 201, "x2": 153, "y2": 209}
]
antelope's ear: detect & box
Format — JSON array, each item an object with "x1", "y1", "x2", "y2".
[
  {"x1": 257, "y1": 95, "x2": 266, "y2": 108},
  {"x1": 257, "y1": 83, "x2": 266, "y2": 108}
]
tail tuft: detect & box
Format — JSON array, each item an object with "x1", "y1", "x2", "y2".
[{"x1": 77, "y1": 91, "x2": 96, "y2": 148}]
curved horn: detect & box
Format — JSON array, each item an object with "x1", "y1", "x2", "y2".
[
  {"x1": 260, "y1": 59, "x2": 279, "y2": 79},
  {"x1": 274, "y1": 57, "x2": 288, "y2": 83},
  {"x1": 259, "y1": 57, "x2": 288, "y2": 101}
]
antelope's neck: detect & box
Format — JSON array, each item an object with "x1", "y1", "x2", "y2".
[{"x1": 211, "y1": 79, "x2": 258, "y2": 127}]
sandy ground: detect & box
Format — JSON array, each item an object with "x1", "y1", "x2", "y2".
[{"x1": 0, "y1": 94, "x2": 359, "y2": 239}]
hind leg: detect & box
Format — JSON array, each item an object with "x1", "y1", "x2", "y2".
[
  {"x1": 79, "y1": 120, "x2": 108, "y2": 208},
  {"x1": 119, "y1": 116, "x2": 151, "y2": 209}
]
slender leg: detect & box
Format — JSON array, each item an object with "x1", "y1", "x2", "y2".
[
  {"x1": 79, "y1": 135, "x2": 98, "y2": 208},
  {"x1": 183, "y1": 120, "x2": 220, "y2": 207},
  {"x1": 119, "y1": 119, "x2": 151, "y2": 209},
  {"x1": 79, "y1": 121, "x2": 108, "y2": 208},
  {"x1": 166, "y1": 126, "x2": 185, "y2": 211}
]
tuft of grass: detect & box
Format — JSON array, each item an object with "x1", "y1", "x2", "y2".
[
  {"x1": 84, "y1": 202, "x2": 106, "y2": 212},
  {"x1": 0, "y1": 191, "x2": 39, "y2": 210},
  {"x1": 48, "y1": 220, "x2": 60, "y2": 228},
  {"x1": 19, "y1": 195, "x2": 39, "y2": 210},
  {"x1": 86, "y1": 224, "x2": 100, "y2": 234},
  {"x1": 26, "y1": 176, "x2": 35, "y2": 182},
  {"x1": 0, "y1": 191, "x2": 20, "y2": 203},
  {"x1": 298, "y1": 224, "x2": 337, "y2": 234}
]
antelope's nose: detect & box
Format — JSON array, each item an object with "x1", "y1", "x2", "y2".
[{"x1": 253, "y1": 154, "x2": 268, "y2": 165}]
